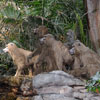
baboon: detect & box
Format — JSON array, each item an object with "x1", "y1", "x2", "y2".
[
  {"x1": 3, "y1": 43, "x2": 39, "y2": 76},
  {"x1": 64, "y1": 29, "x2": 75, "y2": 49},
  {"x1": 33, "y1": 25, "x2": 48, "y2": 38},
  {"x1": 69, "y1": 40, "x2": 100, "y2": 78},
  {"x1": 28, "y1": 25, "x2": 49, "y2": 59},
  {"x1": 27, "y1": 25, "x2": 57, "y2": 74},
  {"x1": 39, "y1": 34, "x2": 73, "y2": 71},
  {"x1": 33, "y1": 45, "x2": 58, "y2": 74}
]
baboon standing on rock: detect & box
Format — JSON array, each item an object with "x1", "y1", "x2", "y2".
[{"x1": 3, "y1": 43, "x2": 38, "y2": 76}]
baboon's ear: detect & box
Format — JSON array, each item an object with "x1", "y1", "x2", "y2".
[{"x1": 77, "y1": 43, "x2": 81, "y2": 46}]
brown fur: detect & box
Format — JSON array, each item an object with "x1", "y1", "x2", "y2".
[
  {"x1": 27, "y1": 26, "x2": 50, "y2": 74},
  {"x1": 34, "y1": 44, "x2": 58, "y2": 74},
  {"x1": 39, "y1": 34, "x2": 73, "y2": 71},
  {"x1": 27, "y1": 26, "x2": 49, "y2": 59},
  {"x1": 3, "y1": 43, "x2": 39, "y2": 76},
  {"x1": 69, "y1": 40, "x2": 100, "y2": 78},
  {"x1": 34, "y1": 26, "x2": 48, "y2": 38}
]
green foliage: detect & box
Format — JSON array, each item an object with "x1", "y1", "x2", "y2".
[
  {"x1": 0, "y1": 53, "x2": 13, "y2": 75},
  {"x1": 0, "y1": 4, "x2": 22, "y2": 23},
  {"x1": 86, "y1": 72, "x2": 100, "y2": 93},
  {"x1": 0, "y1": 0, "x2": 87, "y2": 37}
]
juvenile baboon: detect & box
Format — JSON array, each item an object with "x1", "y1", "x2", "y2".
[
  {"x1": 3, "y1": 43, "x2": 39, "y2": 76},
  {"x1": 39, "y1": 34, "x2": 73, "y2": 71}
]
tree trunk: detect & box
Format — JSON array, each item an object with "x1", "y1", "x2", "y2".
[{"x1": 86, "y1": 0, "x2": 100, "y2": 55}]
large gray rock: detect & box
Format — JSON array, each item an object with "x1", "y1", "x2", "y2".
[
  {"x1": 20, "y1": 71, "x2": 100, "y2": 100},
  {"x1": 35, "y1": 86, "x2": 73, "y2": 96},
  {"x1": 73, "y1": 92, "x2": 94, "y2": 99},
  {"x1": 83, "y1": 97, "x2": 100, "y2": 100},
  {"x1": 32, "y1": 94, "x2": 78, "y2": 100},
  {"x1": 32, "y1": 71, "x2": 84, "y2": 89}
]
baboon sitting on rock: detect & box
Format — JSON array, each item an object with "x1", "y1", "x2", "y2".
[
  {"x1": 28, "y1": 26, "x2": 73, "y2": 74},
  {"x1": 38, "y1": 34, "x2": 74, "y2": 71},
  {"x1": 69, "y1": 40, "x2": 100, "y2": 78}
]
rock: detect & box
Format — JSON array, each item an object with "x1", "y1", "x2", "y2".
[
  {"x1": 35, "y1": 86, "x2": 73, "y2": 97},
  {"x1": 32, "y1": 71, "x2": 84, "y2": 89},
  {"x1": 19, "y1": 71, "x2": 100, "y2": 100},
  {"x1": 32, "y1": 94, "x2": 78, "y2": 100},
  {"x1": 83, "y1": 96, "x2": 100, "y2": 100},
  {"x1": 73, "y1": 92, "x2": 95, "y2": 99},
  {"x1": 73, "y1": 86, "x2": 87, "y2": 93}
]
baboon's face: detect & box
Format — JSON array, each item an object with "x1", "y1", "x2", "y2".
[
  {"x1": 39, "y1": 34, "x2": 54, "y2": 46},
  {"x1": 69, "y1": 40, "x2": 88, "y2": 55},
  {"x1": 3, "y1": 43, "x2": 16, "y2": 53},
  {"x1": 34, "y1": 26, "x2": 48, "y2": 38}
]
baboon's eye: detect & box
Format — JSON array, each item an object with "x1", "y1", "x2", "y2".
[
  {"x1": 78, "y1": 43, "x2": 81, "y2": 46},
  {"x1": 10, "y1": 43, "x2": 14, "y2": 46}
]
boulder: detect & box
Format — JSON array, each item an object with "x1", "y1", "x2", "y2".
[{"x1": 32, "y1": 71, "x2": 84, "y2": 89}]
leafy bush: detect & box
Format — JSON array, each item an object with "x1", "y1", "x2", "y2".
[
  {"x1": 0, "y1": 0, "x2": 88, "y2": 42},
  {"x1": 86, "y1": 72, "x2": 100, "y2": 93}
]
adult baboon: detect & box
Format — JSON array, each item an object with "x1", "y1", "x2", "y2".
[
  {"x1": 69, "y1": 40, "x2": 100, "y2": 78},
  {"x1": 39, "y1": 34, "x2": 73, "y2": 71}
]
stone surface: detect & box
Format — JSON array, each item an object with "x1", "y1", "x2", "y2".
[
  {"x1": 35, "y1": 86, "x2": 73, "y2": 96},
  {"x1": 32, "y1": 94, "x2": 78, "y2": 100},
  {"x1": 32, "y1": 71, "x2": 84, "y2": 89},
  {"x1": 19, "y1": 70, "x2": 100, "y2": 100}
]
